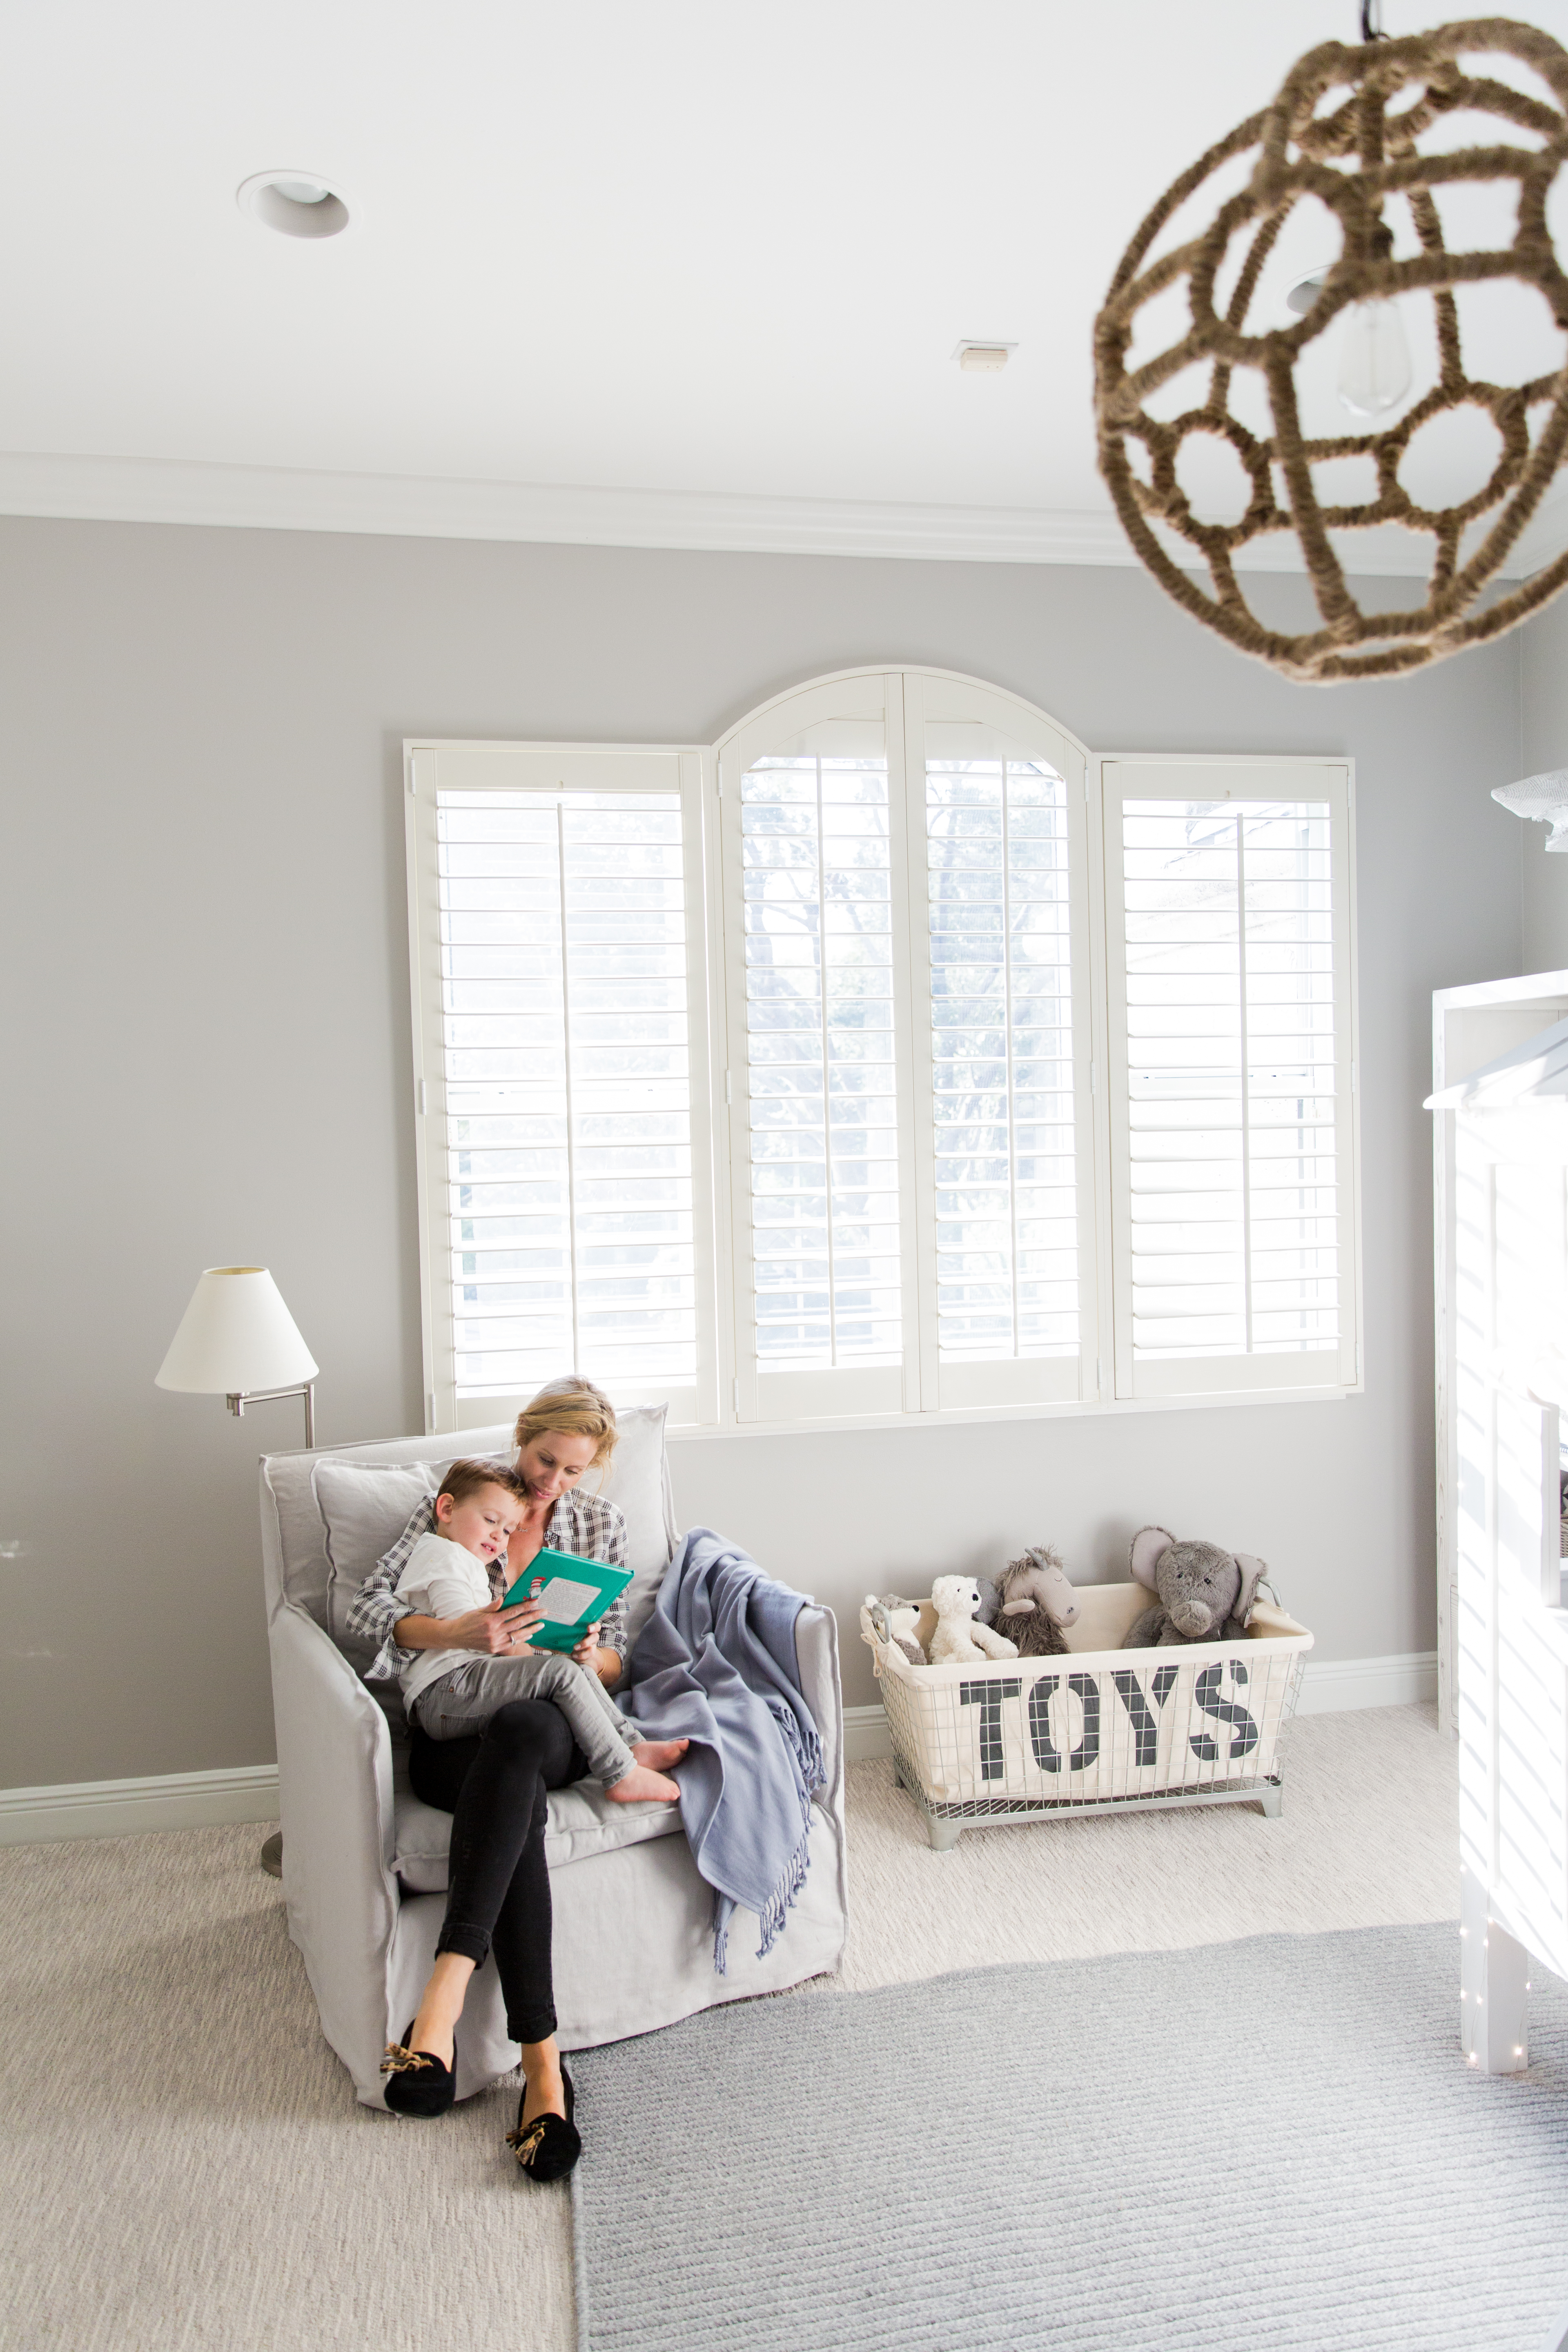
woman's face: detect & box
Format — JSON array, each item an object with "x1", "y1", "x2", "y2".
[{"x1": 516, "y1": 1428, "x2": 600, "y2": 1505}]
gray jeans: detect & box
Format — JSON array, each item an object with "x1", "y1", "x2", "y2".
[{"x1": 412, "y1": 1651, "x2": 641, "y2": 1788}]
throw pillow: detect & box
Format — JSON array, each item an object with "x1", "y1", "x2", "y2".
[{"x1": 314, "y1": 1458, "x2": 439, "y2": 1648}]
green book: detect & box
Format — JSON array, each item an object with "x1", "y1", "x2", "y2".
[{"x1": 501, "y1": 1548, "x2": 635, "y2": 1653}]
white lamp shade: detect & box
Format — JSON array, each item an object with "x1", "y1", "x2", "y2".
[{"x1": 155, "y1": 1266, "x2": 318, "y2": 1394}]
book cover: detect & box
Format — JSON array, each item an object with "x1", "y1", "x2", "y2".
[{"x1": 501, "y1": 1548, "x2": 635, "y2": 1653}]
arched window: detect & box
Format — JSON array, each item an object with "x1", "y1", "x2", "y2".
[
  {"x1": 405, "y1": 673, "x2": 1359, "y2": 1433},
  {"x1": 716, "y1": 668, "x2": 1097, "y2": 1421}
]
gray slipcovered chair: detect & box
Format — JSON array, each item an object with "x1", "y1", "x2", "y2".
[{"x1": 259, "y1": 1406, "x2": 848, "y2": 2109}]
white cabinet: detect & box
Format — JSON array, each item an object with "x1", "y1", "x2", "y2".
[
  {"x1": 1430, "y1": 995, "x2": 1568, "y2": 2068},
  {"x1": 1432, "y1": 973, "x2": 1568, "y2": 1730}
]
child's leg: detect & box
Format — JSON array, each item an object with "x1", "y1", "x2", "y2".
[
  {"x1": 413, "y1": 1656, "x2": 577, "y2": 1743},
  {"x1": 416, "y1": 1656, "x2": 681, "y2": 1800},
  {"x1": 518, "y1": 1655, "x2": 645, "y2": 1789}
]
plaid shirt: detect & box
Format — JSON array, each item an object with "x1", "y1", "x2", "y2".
[{"x1": 345, "y1": 1474, "x2": 630, "y2": 1684}]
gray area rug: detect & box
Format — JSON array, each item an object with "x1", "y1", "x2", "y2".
[{"x1": 571, "y1": 1924, "x2": 1568, "y2": 2352}]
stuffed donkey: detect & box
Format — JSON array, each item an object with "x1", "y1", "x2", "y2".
[
  {"x1": 995, "y1": 1544, "x2": 1079, "y2": 1659},
  {"x1": 1122, "y1": 1526, "x2": 1267, "y2": 1649}
]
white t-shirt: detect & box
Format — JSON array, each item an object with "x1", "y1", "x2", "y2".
[{"x1": 393, "y1": 1531, "x2": 495, "y2": 1713}]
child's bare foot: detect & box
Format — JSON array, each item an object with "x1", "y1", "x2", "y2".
[
  {"x1": 606, "y1": 1763, "x2": 681, "y2": 1804},
  {"x1": 631, "y1": 1738, "x2": 689, "y2": 1772}
]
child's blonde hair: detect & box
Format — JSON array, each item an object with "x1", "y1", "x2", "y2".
[{"x1": 512, "y1": 1376, "x2": 618, "y2": 1477}]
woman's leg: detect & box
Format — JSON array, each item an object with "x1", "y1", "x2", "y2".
[{"x1": 406, "y1": 1700, "x2": 583, "y2": 2098}]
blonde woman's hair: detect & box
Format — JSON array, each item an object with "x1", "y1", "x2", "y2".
[{"x1": 512, "y1": 1376, "x2": 618, "y2": 1476}]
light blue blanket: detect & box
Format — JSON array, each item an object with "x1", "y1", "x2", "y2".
[{"x1": 621, "y1": 1528, "x2": 824, "y2": 1973}]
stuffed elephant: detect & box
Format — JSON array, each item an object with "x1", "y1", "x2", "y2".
[
  {"x1": 995, "y1": 1544, "x2": 1078, "y2": 1659},
  {"x1": 1122, "y1": 1525, "x2": 1267, "y2": 1649}
]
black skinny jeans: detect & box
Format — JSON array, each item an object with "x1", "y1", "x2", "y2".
[{"x1": 408, "y1": 1699, "x2": 586, "y2": 2047}]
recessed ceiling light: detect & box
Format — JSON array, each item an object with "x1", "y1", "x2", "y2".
[
  {"x1": 953, "y1": 340, "x2": 1017, "y2": 372},
  {"x1": 237, "y1": 170, "x2": 352, "y2": 240}
]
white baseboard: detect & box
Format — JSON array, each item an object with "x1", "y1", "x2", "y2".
[
  {"x1": 0, "y1": 1764, "x2": 280, "y2": 1847},
  {"x1": 844, "y1": 1706, "x2": 895, "y2": 1764},
  {"x1": 1292, "y1": 1650, "x2": 1439, "y2": 1716},
  {"x1": 0, "y1": 1651, "x2": 1439, "y2": 1843},
  {"x1": 843, "y1": 1649, "x2": 1439, "y2": 1766}
]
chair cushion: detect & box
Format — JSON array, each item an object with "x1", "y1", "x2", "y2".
[
  {"x1": 389, "y1": 1743, "x2": 683, "y2": 1892},
  {"x1": 314, "y1": 1459, "x2": 443, "y2": 1648}
]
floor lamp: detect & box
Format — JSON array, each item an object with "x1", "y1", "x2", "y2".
[{"x1": 156, "y1": 1265, "x2": 319, "y2": 1877}]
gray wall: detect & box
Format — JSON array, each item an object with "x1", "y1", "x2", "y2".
[
  {"x1": 1521, "y1": 588, "x2": 1568, "y2": 972},
  {"x1": 0, "y1": 517, "x2": 1525, "y2": 1786}
]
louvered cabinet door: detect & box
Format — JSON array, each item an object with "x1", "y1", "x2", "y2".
[
  {"x1": 1100, "y1": 759, "x2": 1357, "y2": 1401},
  {"x1": 1458, "y1": 1118, "x2": 1568, "y2": 1979}
]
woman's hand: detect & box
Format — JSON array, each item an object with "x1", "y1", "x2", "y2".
[
  {"x1": 571, "y1": 1623, "x2": 623, "y2": 1688},
  {"x1": 393, "y1": 1594, "x2": 546, "y2": 1657}
]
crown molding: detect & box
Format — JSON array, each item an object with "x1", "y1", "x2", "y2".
[
  {"x1": 0, "y1": 450, "x2": 1145, "y2": 566},
  {"x1": 0, "y1": 446, "x2": 1551, "y2": 581}
]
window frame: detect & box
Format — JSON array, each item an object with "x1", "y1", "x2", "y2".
[
  {"x1": 404, "y1": 737, "x2": 723, "y2": 1435},
  {"x1": 404, "y1": 702, "x2": 1362, "y2": 1439},
  {"x1": 714, "y1": 668, "x2": 1102, "y2": 1427},
  {"x1": 1093, "y1": 751, "x2": 1362, "y2": 1404}
]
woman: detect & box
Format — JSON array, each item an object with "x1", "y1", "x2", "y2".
[{"x1": 344, "y1": 1375, "x2": 628, "y2": 2179}]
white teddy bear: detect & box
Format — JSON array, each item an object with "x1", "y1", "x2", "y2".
[{"x1": 927, "y1": 1575, "x2": 1020, "y2": 1666}]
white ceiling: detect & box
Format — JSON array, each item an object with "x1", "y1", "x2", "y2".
[{"x1": 6, "y1": 0, "x2": 1568, "y2": 568}]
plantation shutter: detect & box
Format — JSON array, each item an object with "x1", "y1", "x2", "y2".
[
  {"x1": 407, "y1": 742, "x2": 717, "y2": 1432},
  {"x1": 1100, "y1": 759, "x2": 1357, "y2": 1399},
  {"x1": 718, "y1": 675, "x2": 919, "y2": 1423},
  {"x1": 904, "y1": 674, "x2": 1097, "y2": 1409},
  {"x1": 718, "y1": 671, "x2": 1098, "y2": 1423}
]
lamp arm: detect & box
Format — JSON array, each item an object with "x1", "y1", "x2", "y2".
[{"x1": 226, "y1": 1381, "x2": 316, "y2": 1447}]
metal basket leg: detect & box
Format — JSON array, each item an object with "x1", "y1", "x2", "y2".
[{"x1": 927, "y1": 1815, "x2": 964, "y2": 1853}]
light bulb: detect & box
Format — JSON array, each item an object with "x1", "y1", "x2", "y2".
[{"x1": 1337, "y1": 298, "x2": 1412, "y2": 418}]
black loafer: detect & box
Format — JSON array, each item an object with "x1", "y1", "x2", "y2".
[
  {"x1": 381, "y1": 2021, "x2": 457, "y2": 2118},
  {"x1": 507, "y1": 2063, "x2": 580, "y2": 2181}
]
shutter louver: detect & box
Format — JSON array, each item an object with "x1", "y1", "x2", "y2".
[
  {"x1": 1107, "y1": 771, "x2": 1352, "y2": 1397},
  {"x1": 739, "y1": 755, "x2": 902, "y2": 1372},
  {"x1": 926, "y1": 753, "x2": 1078, "y2": 1363},
  {"x1": 437, "y1": 787, "x2": 697, "y2": 1398}
]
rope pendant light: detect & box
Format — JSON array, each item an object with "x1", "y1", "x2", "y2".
[{"x1": 1093, "y1": 14, "x2": 1568, "y2": 681}]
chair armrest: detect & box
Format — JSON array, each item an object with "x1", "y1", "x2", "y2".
[
  {"x1": 793, "y1": 1601, "x2": 845, "y2": 1822},
  {"x1": 268, "y1": 1598, "x2": 402, "y2": 2096}
]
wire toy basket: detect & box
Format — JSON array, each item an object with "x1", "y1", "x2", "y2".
[{"x1": 860, "y1": 1582, "x2": 1312, "y2": 1851}]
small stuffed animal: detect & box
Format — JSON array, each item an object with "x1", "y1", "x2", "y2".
[
  {"x1": 864, "y1": 1591, "x2": 925, "y2": 1667},
  {"x1": 995, "y1": 1544, "x2": 1079, "y2": 1659},
  {"x1": 972, "y1": 1575, "x2": 1003, "y2": 1630},
  {"x1": 927, "y1": 1575, "x2": 1020, "y2": 1666},
  {"x1": 1122, "y1": 1526, "x2": 1267, "y2": 1649},
  {"x1": 909, "y1": 1580, "x2": 1000, "y2": 1655}
]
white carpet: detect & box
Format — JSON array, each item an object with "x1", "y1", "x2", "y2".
[{"x1": 1, "y1": 1705, "x2": 1458, "y2": 2351}]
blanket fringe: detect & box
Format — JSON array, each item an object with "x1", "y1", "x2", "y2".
[{"x1": 711, "y1": 1807, "x2": 815, "y2": 1974}]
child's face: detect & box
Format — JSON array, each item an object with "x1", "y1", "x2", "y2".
[{"x1": 436, "y1": 1483, "x2": 524, "y2": 1564}]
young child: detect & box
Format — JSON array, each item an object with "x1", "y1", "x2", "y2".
[{"x1": 394, "y1": 1459, "x2": 684, "y2": 1804}]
